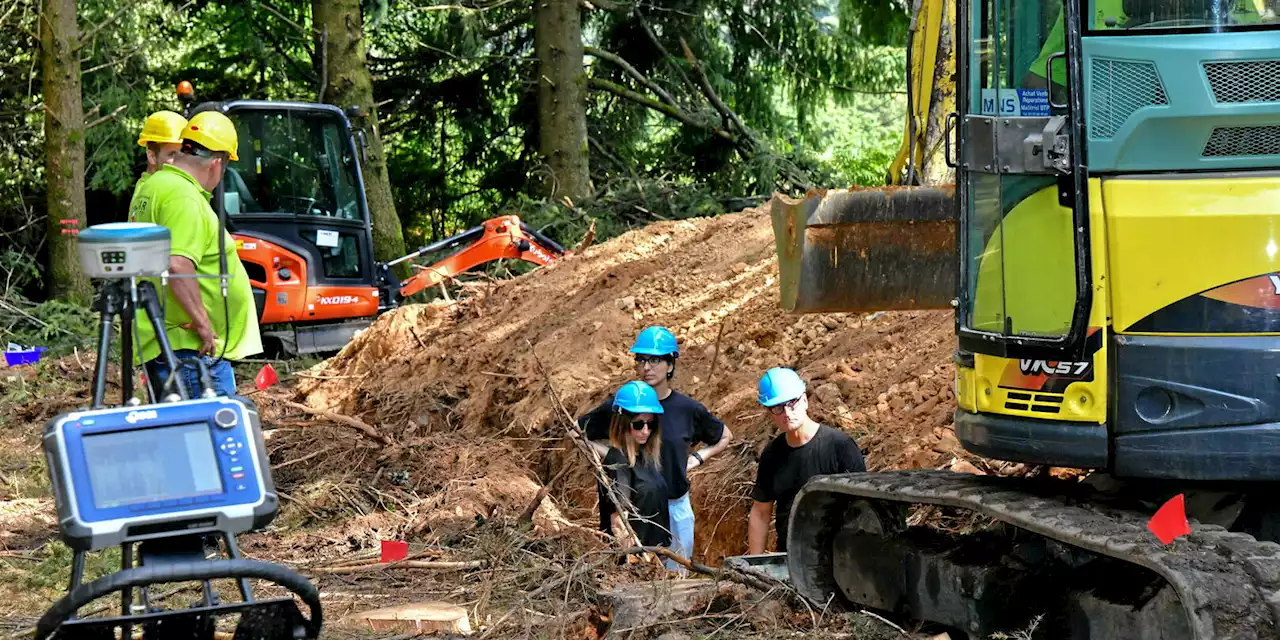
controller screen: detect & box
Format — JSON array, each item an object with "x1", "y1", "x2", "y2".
[{"x1": 81, "y1": 422, "x2": 224, "y2": 509}]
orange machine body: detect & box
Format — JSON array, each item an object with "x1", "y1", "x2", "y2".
[
  {"x1": 233, "y1": 213, "x2": 569, "y2": 344},
  {"x1": 233, "y1": 234, "x2": 381, "y2": 325}
]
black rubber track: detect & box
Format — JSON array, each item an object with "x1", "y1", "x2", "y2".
[{"x1": 787, "y1": 470, "x2": 1280, "y2": 640}]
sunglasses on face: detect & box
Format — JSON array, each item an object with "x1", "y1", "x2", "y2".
[
  {"x1": 630, "y1": 419, "x2": 655, "y2": 431},
  {"x1": 767, "y1": 397, "x2": 802, "y2": 415}
]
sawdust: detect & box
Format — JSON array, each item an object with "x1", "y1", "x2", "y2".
[{"x1": 292, "y1": 205, "x2": 963, "y2": 564}]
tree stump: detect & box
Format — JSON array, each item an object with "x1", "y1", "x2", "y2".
[{"x1": 352, "y1": 601, "x2": 473, "y2": 635}]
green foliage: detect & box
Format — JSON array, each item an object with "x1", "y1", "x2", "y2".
[
  {"x1": 369, "y1": 0, "x2": 908, "y2": 249},
  {"x1": 807, "y1": 93, "x2": 907, "y2": 187},
  {"x1": 0, "y1": 0, "x2": 45, "y2": 299},
  {"x1": 2, "y1": 0, "x2": 909, "y2": 301}
]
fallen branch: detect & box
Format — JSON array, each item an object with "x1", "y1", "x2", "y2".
[
  {"x1": 702, "y1": 316, "x2": 730, "y2": 393},
  {"x1": 860, "y1": 610, "x2": 910, "y2": 637},
  {"x1": 677, "y1": 37, "x2": 813, "y2": 191},
  {"x1": 574, "y1": 219, "x2": 597, "y2": 253},
  {"x1": 477, "y1": 554, "x2": 615, "y2": 639},
  {"x1": 83, "y1": 104, "x2": 127, "y2": 130},
  {"x1": 517, "y1": 462, "x2": 575, "y2": 525},
  {"x1": 636, "y1": 13, "x2": 700, "y2": 98},
  {"x1": 281, "y1": 400, "x2": 391, "y2": 446},
  {"x1": 310, "y1": 560, "x2": 484, "y2": 575},
  {"x1": 612, "y1": 546, "x2": 820, "y2": 615}
]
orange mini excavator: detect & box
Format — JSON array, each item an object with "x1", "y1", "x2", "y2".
[{"x1": 176, "y1": 83, "x2": 570, "y2": 356}]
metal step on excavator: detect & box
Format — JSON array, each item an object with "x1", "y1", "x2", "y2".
[{"x1": 730, "y1": 0, "x2": 1280, "y2": 637}]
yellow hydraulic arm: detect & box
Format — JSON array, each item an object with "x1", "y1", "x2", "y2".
[{"x1": 888, "y1": 0, "x2": 957, "y2": 186}]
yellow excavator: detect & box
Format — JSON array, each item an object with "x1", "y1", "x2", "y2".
[{"x1": 767, "y1": 0, "x2": 1280, "y2": 636}]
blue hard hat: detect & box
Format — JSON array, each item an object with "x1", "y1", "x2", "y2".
[
  {"x1": 758, "y1": 367, "x2": 806, "y2": 407},
  {"x1": 630, "y1": 326, "x2": 679, "y2": 357},
  {"x1": 613, "y1": 380, "x2": 665, "y2": 414}
]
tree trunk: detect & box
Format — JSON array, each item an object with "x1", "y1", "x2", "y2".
[
  {"x1": 312, "y1": 0, "x2": 408, "y2": 267},
  {"x1": 40, "y1": 0, "x2": 92, "y2": 303},
  {"x1": 534, "y1": 0, "x2": 590, "y2": 202}
]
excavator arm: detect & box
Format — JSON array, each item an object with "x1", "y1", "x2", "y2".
[
  {"x1": 388, "y1": 215, "x2": 569, "y2": 301},
  {"x1": 771, "y1": 0, "x2": 958, "y2": 314}
]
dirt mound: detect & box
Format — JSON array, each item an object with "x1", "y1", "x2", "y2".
[{"x1": 293, "y1": 206, "x2": 960, "y2": 563}]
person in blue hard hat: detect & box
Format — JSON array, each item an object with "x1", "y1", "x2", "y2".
[
  {"x1": 747, "y1": 367, "x2": 865, "y2": 555},
  {"x1": 578, "y1": 326, "x2": 733, "y2": 571},
  {"x1": 601, "y1": 381, "x2": 681, "y2": 558}
]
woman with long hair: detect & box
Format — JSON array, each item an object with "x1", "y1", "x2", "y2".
[{"x1": 603, "y1": 381, "x2": 678, "y2": 553}]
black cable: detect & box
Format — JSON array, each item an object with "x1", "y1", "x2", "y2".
[
  {"x1": 34, "y1": 559, "x2": 322, "y2": 640},
  {"x1": 208, "y1": 156, "x2": 232, "y2": 376}
]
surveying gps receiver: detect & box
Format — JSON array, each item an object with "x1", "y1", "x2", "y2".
[{"x1": 33, "y1": 222, "x2": 321, "y2": 639}]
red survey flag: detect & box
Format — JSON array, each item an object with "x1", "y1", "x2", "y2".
[
  {"x1": 380, "y1": 540, "x2": 409, "y2": 563},
  {"x1": 1147, "y1": 494, "x2": 1191, "y2": 544},
  {"x1": 254, "y1": 364, "x2": 278, "y2": 390}
]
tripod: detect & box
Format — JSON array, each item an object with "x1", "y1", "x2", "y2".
[
  {"x1": 88, "y1": 277, "x2": 215, "y2": 409},
  {"x1": 72, "y1": 277, "x2": 260, "y2": 639}
]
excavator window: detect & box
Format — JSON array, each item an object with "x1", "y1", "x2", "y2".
[
  {"x1": 309, "y1": 229, "x2": 362, "y2": 279},
  {"x1": 1096, "y1": 0, "x2": 1277, "y2": 29},
  {"x1": 224, "y1": 110, "x2": 364, "y2": 223},
  {"x1": 964, "y1": 0, "x2": 1078, "y2": 339},
  {"x1": 223, "y1": 107, "x2": 368, "y2": 281}
]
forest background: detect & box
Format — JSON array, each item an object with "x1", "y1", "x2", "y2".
[{"x1": 1, "y1": 0, "x2": 911, "y2": 346}]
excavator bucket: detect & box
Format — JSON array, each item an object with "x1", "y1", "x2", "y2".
[{"x1": 769, "y1": 186, "x2": 958, "y2": 314}]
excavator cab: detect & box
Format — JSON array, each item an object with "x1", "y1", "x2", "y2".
[
  {"x1": 770, "y1": 0, "x2": 1280, "y2": 635},
  {"x1": 177, "y1": 84, "x2": 573, "y2": 357},
  {"x1": 192, "y1": 100, "x2": 384, "y2": 355}
]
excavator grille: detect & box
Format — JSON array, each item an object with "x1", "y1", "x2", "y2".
[
  {"x1": 1089, "y1": 58, "x2": 1168, "y2": 140},
  {"x1": 1004, "y1": 391, "x2": 1064, "y2": 415},
  {"x1": 1204, "y1": 60, "x2": 1280, "y2": 104},
  {"x1": 1202, "y1": 125, "x2": 1280, "y2": 157}
]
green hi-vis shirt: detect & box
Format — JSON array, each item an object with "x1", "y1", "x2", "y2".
[
  {"x1": 128, "y1": 164, "x2": 263, "y2": 363},
  {"x1": 131, "y1": 172, "x2": 150, "y2": 200}
]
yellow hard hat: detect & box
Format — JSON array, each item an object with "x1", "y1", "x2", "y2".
[
  {"x1": 137, "y1": 110, "x2": 187, "y2": 147},
  {"x1": 181, "y1": 111, "x2": 240, "y2": 162}
]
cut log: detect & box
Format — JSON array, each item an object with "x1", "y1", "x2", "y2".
[{"x1": 353, "y1": 602, "x2": 473, "y2": 635}]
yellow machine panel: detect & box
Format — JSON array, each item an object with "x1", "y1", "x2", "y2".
[{"x1": 1103, "y1": 175, "x2": 1280, "y2": 334}]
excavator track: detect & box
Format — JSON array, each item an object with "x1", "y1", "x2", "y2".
[{"x1": 787, "y1": 470, "x2": 1280, "y2": 639}]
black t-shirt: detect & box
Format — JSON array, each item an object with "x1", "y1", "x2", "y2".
[
  {"x1": 603, "y1": 446, "x2": 674, "y2": 547},
  {"x1": 580, "y1": 389, "x2": 725, "y2": 500},
  {"x1": 750, "y1": 424, "x2": 866, "y2": 551}
]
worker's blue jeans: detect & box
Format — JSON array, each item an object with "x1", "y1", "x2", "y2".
[
  {"x1": 144, "y1": 350, "x2": 237, "y2": 399},
  {"x1": 664, "y1": 492, "x2": 695, "y2": 574}
]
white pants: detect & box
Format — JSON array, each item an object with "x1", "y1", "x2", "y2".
[{"x1": 665, "y1": 492, "x2": 694, "y2": 574}]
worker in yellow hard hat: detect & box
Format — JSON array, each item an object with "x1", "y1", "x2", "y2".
[
  {"x1": 129, "y1": 109, "x2": 261, "y2": 400},
  {"x1": 130, "y1": 110, "x2": 187, "y2": 204},
  {"x1": 137, "y1": 110, "x2": 187, "y2": 172}
]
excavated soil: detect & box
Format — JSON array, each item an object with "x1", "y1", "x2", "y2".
[{"x1": 291, "y1": 205, "x2": 969, "y2": 564}]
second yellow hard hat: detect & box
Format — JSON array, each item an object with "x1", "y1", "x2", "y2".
[{"x1": 137, "y1": 110, "x2": 188, "y2": 147}]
